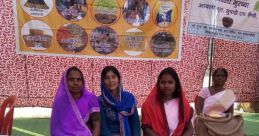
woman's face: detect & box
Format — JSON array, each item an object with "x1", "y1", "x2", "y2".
[
  {"x1": 213, "y1": 70, "x2": 227, "y2": 87},
  {"x1": 159, "y1": 74, "x2": 176, "y2": 98},
  {"x1": 67, "y1": 70, "x2": 83, "y2": 94},
  {"x1": 104, "y1": 70, "x2": 119, "y2": 93}
]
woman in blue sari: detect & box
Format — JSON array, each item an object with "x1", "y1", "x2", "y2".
[{"x1": 99, "y1": 66, "x2": 141, "y2": 136}]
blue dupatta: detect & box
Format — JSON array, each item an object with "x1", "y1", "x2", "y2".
[{"x1": 100, "y1": 81, "x2": 136, "y2": 136}]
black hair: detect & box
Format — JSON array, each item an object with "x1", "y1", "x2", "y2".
[
  {"x1": 157, "y1": 67, "x2": 181, "y2": 98},
  {"x1": 66, "y1": 66, "x2": 84, "y2": 83},
  {"x1": 213, "y1": 68, "x2": 228, "y2": 78},
  {"x1": 101, "y1": 66, "x2": 121, "y2": 82}
]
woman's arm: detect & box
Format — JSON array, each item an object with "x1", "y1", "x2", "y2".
[
  {"x1": 142, "y1": 127, "x2": 158, "y2": 136},
  {"x1": 129, "y1": 107, "x2": 141, "y2": 136},
  {"x1": 182, "y1": 122, "x2": 193, "y2": 136},
  {"x1": 141, "y1": 103, "x2": 158, "y2": 136},
  {"x1": 196, "y1": 96, "x2": 205, "y2": 115},
  {"x1": 225, "y1": 104, "x2": 234, "y2": 114},
  {"x1": 183, "y1": 108, "x2": 194, "y2": 136},
  {"x1": 90, "y1": 112, "x2": 100, "y2": 136}
]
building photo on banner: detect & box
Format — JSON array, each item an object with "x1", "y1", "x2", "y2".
[{"x1": 14, "y1": 0, "x2": 184, "y2": 60}]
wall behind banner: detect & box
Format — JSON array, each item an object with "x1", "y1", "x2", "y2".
[{"x1": 0, "y1": 0, "x2": 258, "y2": 107}]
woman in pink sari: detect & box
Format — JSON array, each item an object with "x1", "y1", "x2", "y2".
[
  {"x1": 141, "y1": 67, "x2": 193, "y2": 136},
  {"x1": 196, "y1": 68, "x2": 236, "y2": 116},
  {"x1": 50, "y1": 66, "x2": 100, "y2": 136}
]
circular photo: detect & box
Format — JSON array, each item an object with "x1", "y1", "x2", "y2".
[
  {"x1": 91, "y1": 0, "x2": 120, "y2": 25},
  {"x1": 153, "y1": 0, "x2": 178, "y2": 28},
  {"x1": 121, "y1": 28, "x2": 146, "y2": 56},
  {"x1": 150, "y1": 31, "x2": 176, "y2": 57},
  {"x1": 123, "y1": 0, "x2": 150, "y2": 26},
  {"x1": 56, "y1": 0, "x2": 87, "y2": 21},
  {"x1": 222, "y1": 17, "x2": 233, "y2": 28},
  {"x1": 90, "y1": 26, "x2": 118, "y2": 54},
  {"x1": 21, "y1": 20, "x2": 53, "y2": 50},
  {"x1": 56, "y1": 23, "x2": 87, "y2": 52},
  {"x1": 20, "y1": 0, "x2": 53, "y2": 17}
]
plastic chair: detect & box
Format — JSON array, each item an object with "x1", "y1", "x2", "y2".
[{"x1": 0, "y1": 95, "x2": 17, "y2": 135}]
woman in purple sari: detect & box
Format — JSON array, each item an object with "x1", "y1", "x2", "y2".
[{"x1": 50, "y1": 66, "x2": 100, "y2": 136}]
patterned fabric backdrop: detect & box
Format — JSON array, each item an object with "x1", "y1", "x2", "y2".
[
  {"x1": 0, "y1": 0, "x2": 258, "y2": 107},
  {"x1": 213, "y1": 40, "x2": 259, "y2": 102}
]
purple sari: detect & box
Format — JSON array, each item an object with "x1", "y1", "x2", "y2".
[{"x1": 50, "y1": 69, "x2": 100, "y2": 136}]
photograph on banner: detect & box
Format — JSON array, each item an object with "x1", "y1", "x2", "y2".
[
  {"x1": 121, "y1": 28, "x2": 146, "y2": 56},
  {"x1": 153, "y1": 0, "x2": 178, "y2": 28},
  {"x1": 91, "y1": 0, "x2": 120, "y2": 25},
  {"x1": 122, "y1": 0, "x2": 150, "y2": 26},
  {"x1": 20, "y1": 0, "x2": 53, "y2": 17},
  {"x1": 187, "y1": 0, "x2": 259, "y2": 43},
  {"x1": 56, "y1": 23, "x2": 88, "y2": 53},
  {"x1": 21, "y1": 20, "x2": 53, "y2": 51},
  {"x1": 90, "y1": 26, "x2": 118, "y2": 54},
  {"x1": 14, "y1": 0, "x2": 183, "y2": 60},
  {"x1": 150, "y1": 31, "x2": 176, "y2": 58},
  {"x1": 56, "y1": 0, "x2": 87, "y2": 21}
]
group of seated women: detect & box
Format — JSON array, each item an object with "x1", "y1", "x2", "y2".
[{"x1": 50, "y1": 66, "x2": 239, "y2": 136}]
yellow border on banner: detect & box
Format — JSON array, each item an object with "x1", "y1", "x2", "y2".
[{"x1": 15, "y1": 0, "x2": 183, "y2": 60}]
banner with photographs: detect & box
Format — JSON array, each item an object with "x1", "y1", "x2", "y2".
[
  {"x1": 14, "y1": 0, "x2": 184, "y2": 60},
  {"x1": 187, "y1": 0, "x2": 259, "y2": 43}
]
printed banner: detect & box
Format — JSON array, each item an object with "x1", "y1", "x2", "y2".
[
  {"x1": 187, "y1": 0, "x2": 259, "y2": 43},
  {"x1": 14, "y1": 0, "x2": 184, "y2": 60}
]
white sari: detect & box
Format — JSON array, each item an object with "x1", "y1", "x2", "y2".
[
  {"x1": 193, "y1": 89, "x2": 245, "y2": 136},
  {"x1": 202, "y1": 88, "x2": 236, "y2": 117}
]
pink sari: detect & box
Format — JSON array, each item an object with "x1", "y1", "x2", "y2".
[
  {"x1": 141, "y1": 85, "x2": 192, "y2": 136},
  {"x1": 202, "y1": 88, "x2": 236, "y2": 116}
]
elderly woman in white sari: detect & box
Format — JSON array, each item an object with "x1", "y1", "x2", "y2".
[
  {"x1": 196, "y1": 68, "x2": 236, "y2": 116},
  {"x1": 194, "y1": 68, "x2": 246, "y2": 136}
]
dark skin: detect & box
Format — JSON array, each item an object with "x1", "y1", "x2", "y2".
[
  {"x1": 143, "y1": 127, "x2": 158, "y2": 136},
  {"x1": 196, "y1": 69, "x2": 234, "y2": 115},
  {"x1": 88, "y1": 112, "x2": 100, "y2": 136},
  {"x1": 91, "y1": 116, "x2": 100, "y2": 136}
]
